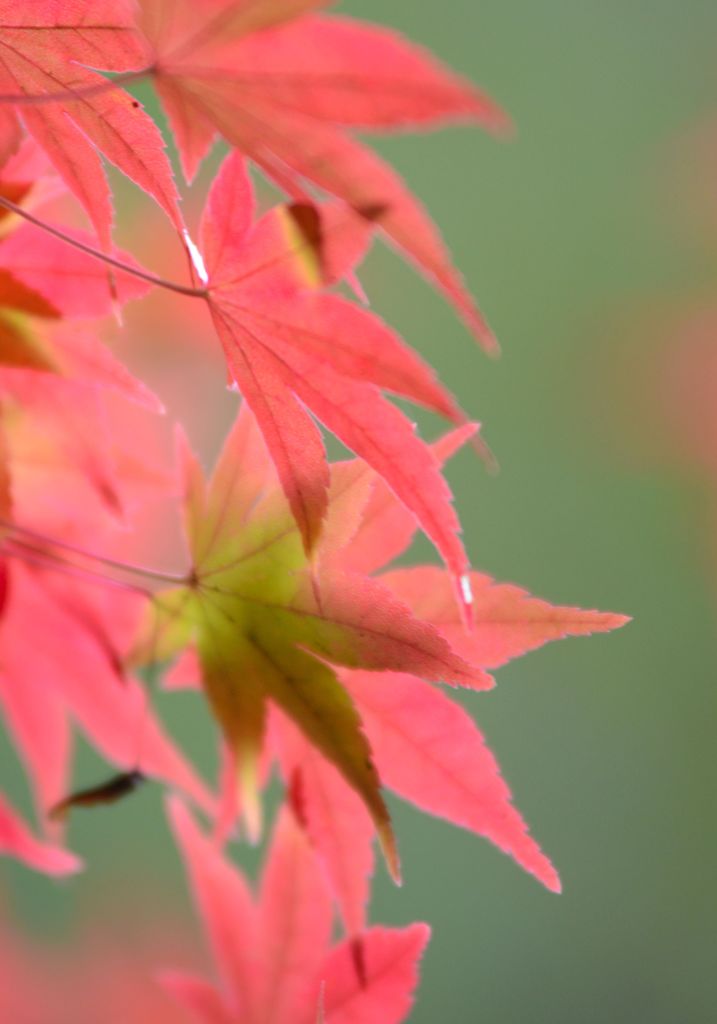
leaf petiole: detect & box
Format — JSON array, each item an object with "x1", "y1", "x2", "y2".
[
  {"x1": 0, "y1": 519, "x2": 190, "y2": 588},
  {"x1": 0, "y1": 68, "x2": 152, "y2": 106},
  {"x1": 0, "y1": 194, "x2": 208, "y2": 300}
]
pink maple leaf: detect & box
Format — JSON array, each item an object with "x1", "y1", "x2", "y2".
[
  {"x1": 164, "y1": 796, "x2": 430, "y2": 1024},
  {"x1": 133, "y1": 403, "x2": 627, "y2": 930}
]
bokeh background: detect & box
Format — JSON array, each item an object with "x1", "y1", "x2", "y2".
[{"x1": 4, "y1": 2, "x2": 717, "y2": 1021}]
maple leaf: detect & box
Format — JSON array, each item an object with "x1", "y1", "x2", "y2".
[
  {"x1": 0, "y1": 2, "x2": 506, "y2": 347},
  {"x1": 0, "y1": 143, "x2": 481, "y2": 587},
  {"x1": 198, "y1": 151, "x2": 475, "y2": 586},
  {"x1": 299, "y1": 439, "x2": 627, "y2": 918},
  {"x1": 380, "y1": 565, "x2": 630, "y2": 680},
  {"x1": 134, "y1": 1, "x2": 506, "y2": 347},
  {"x1": 131, "y1": 403, "x2": 627, "y2": 915},
  {"x1": 276, "y1": 715, "x2": 376, "y2": 937},
  {"x1": 0, "y1": 108, "x2": 482, "y2": 589},
  {"x1": 134, "y1": 404, "x2": 485, "y2": 878},
  {"x1": 163, "y1": 796, "x2": 430, "y2": 1024},
  {"x1": 0, "y1": 1, "x2": 187, "y2": 256}
]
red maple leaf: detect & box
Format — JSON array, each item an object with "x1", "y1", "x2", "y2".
[
  {"x1": 137, "y1": 1, "x2": 507, "y2": 347},
  {"x1": 0, "y1": 1, "x2": 186, "y2": 254},
  {"x1": 198, "y1": 152, "x2": 477, "y2": 584},
  {"x1": 0, "y1": 1, "x2": 507, "y2": 348},
  {"x1": 164, "y1": 796, "x2": 430, "y2": 1024},
  {"x1": 0, "y1": 145, "x2": 484, "y2": 592},
  {"x1": 131, "y1": 402, "x2": 628, "y2": 924}
]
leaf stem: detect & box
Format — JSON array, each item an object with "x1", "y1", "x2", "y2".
[
  {"x1": 0, "y1": 519, "x2": 189, "y2": 587},
  {"x1": 0, "y1": 68, "x2": 152, "y2": 105},
  {"x1": 0, "y1": 194, "x2": 208, "y2": 299},
  {"x1": 2, "y1": 539, "x2": 149, "y2": 595}
]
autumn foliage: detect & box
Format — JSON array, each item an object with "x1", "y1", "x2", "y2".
[{"x1": 0, "y1": 3, "x2": 627, "y2": 1020}]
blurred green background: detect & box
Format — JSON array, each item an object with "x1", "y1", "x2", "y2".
[{"x1": 4, "y1": 1, "x2": 717, "y2": 1021}]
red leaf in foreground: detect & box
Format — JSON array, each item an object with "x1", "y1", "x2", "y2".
[
  {"x1": 332, "y1": 424, "x2": 480, "y2": 577},
  {"x1": 130, "y1": 408, "x2": 626, "y2": 911},
  {"x1": 322, "y1": 924, "x2": 430, "y2": 1024},
  {"x1": 0, "y1": 5, "x2": 505, "y2": 341},
  {"x1": 380, "y1": 566, "x2": 631, "y2": 672},
  {"x1": 223, "y1": 15, "x2": 507, "y2": 131},
  {"x1": 258, "y1": 804, "x2": 334, "y2": 1023},
  {"x1": 345, "y1": 670, "x2": 561, "y2": 892},
  {"x1": 200, "y1": 152, "x2": 472, "y2": 577},
  {"x1": 0, "y1": 2, "x2": 185, "y2": 249},
  {"x1": 213, "y1": 315, "x2": 330, "y2": 556},
  {"x1": 276, "y1": 714, "x2": 375, "y2": 936},
  {"x1": 134, "y1": 409, "x2": 491, "y2": 877},
  {"x1": 166, "y1": 797, "x2": 428, "y2": 1024},
  {"x1": 135, "y1": 3, "x2": 503, "y2": 345},
  {"x1": 168, "y1": 797, "x2": 257, "y2": 1020}
]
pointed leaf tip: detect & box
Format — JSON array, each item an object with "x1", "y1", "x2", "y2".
[{"x1": 378, "y1": 819, "x2": 402, "y2": 886}]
